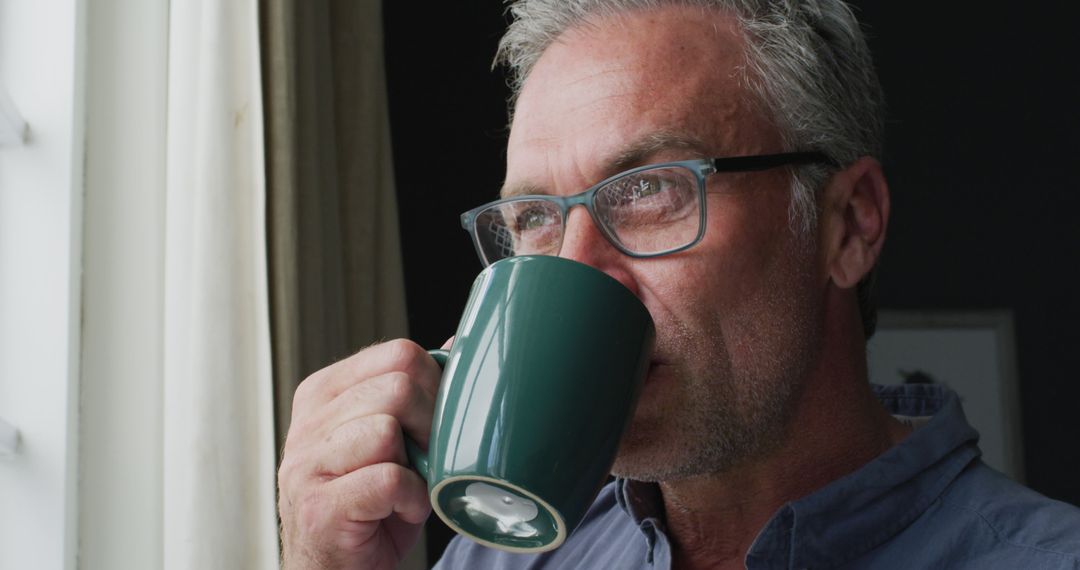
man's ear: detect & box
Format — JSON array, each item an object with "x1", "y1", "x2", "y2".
[{"x1": 821, "y1": 157, "x2": 890, "y2": 289}]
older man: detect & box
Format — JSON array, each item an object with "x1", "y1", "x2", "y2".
[{"x1": 277, "y1": 1, "x2": 1080, "y2": 569}]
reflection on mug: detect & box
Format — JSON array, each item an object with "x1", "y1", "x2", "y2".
[{"x1": 455, "y1": 481, "x2": 542, "y2": 538}]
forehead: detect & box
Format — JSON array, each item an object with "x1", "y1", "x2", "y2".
[{"x1": 506, "y1": 5, "x2": 780, "y2": 185}]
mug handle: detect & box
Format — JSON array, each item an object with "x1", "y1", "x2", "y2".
[{"x1": 404, "y1": 348, "x2": 449, "y2": 480}]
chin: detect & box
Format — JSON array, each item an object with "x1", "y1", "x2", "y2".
[
  {"x1": 611, "y1": 453, "x2": 698, "y2": 483},
  {"x1": 610, "y1": 423, "x2": 690, "y2": 482}
]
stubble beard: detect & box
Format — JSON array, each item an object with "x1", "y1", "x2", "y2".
[{"x1": 611, "y1": 237, "x2": 822, "y2": 482}]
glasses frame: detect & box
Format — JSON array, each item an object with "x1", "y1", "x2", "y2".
[{"x1": 460, "y1": 151, "x2": 836, "y2": 267}]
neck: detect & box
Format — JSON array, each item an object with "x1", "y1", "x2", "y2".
[{"x1": 659, "y1": 302, "x2": 911, "y2": 570}]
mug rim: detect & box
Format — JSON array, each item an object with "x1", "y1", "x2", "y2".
[{"x1": 486, "y1": 255, "x2": 642, "y2": 299}]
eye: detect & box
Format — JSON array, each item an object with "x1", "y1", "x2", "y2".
[
  {"x1": 517, "y1": 207, "x2": 554, "y2": 231},
  {"x1": 629, "y1": 174, "x2": 662, "y2": 199},
  {"x1": 601, "y1": 170, "x2": 690, "y2": 208},
  {"x1": 628, "y1": 172, "x2": 683, "y2": 202}
]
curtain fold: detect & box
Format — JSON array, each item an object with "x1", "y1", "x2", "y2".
[
  {"x1": 163, "y1": 0, "x2": 280, "y2": 568},
  {"x1": 261, "y1": 0, "x2": 408, "y2": 448},
  {"x1": 260, "y1": 0, "x2": 415, "y2": 565}
]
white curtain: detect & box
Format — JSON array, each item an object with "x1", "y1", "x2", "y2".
[{"x1": 163, "y1": 0, "x2": 279, "y2": 567}]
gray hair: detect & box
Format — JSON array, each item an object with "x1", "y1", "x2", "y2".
[{"x1": 495, "y1": 0, "x2": 885, "y2": 336}]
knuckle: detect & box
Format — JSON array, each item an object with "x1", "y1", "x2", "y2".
[
  {"x1": 278, "y1": 453, "x2": 297, "y2": 482},
  {"x1": 372, "y1": 462, "x2": 406, "y2": 496},
  {"x1": 278, "y1": 449, "x2": 316, "y2": 491},
  {"x1": 382, "y1": 339, "x2": 426, "y2": 375},
  {"x1": 284, "y1": 415, "x2": 319, "y2": 446},
  {"x1": 378, "y1": 372, "x2": 415, "y2": 412},
  {"x1": 368, "y1": 413, "x2": 401, "y2": 441},
  {"x1": 292, "y1": 369, "x2": 326, "y2": 406},
  {"x1": 364, "y1": 414, "x2": 404, "y2": 459},
  {"x1": 278, "y1": 445, "x2": 309, "y2": 477}
]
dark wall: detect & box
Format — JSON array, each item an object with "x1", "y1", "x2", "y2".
[
  {"x1": 850, "y1": 2, "x2": 1080, "y2": 505},
  {"x1": 384, "y1": 3, "x2": 1079, "y2": 564},
  {"x1": 383, "y1": 4, "x2": 510, "y2": 352},
  {"x1": 383, "y1": 4, "x2": 512, "y2": 561}
]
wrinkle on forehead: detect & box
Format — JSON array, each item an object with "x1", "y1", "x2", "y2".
[
  {"x1": 513, "y1": 8, "x2": 748, "y2": 119},
  {"x1": 500, "y1": 129, "x2": 709, "y2": 199},
  {"x1": 563, "y1": 65, "x2": 634, "y2": 88},
  {"x1": 556, "y1": 6, "x2": 748, "y2": 76},
  {"x1": 607, "y1": 130, "x2": 709, "y2": 172},
  {"x1": 505, "y1": 6, "x2": 782, "y2": 197}
]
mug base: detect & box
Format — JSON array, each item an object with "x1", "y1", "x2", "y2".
[{"x1": 431, "y1": 475, "x2": 567, "y2": 553}]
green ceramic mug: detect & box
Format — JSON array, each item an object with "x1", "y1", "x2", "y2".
[{"x1": 407, "y1": 255, "x2": 655, "y2": 553}]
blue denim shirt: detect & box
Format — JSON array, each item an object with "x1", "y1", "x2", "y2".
[{"x1": 434, "y1": 384, "x2": 1080, "y2": 569}]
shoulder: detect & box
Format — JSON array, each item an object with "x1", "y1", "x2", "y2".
[
  {"x1": 433, "y1": 480, "x2": 648, "y2": 569},
  {"x1": 937, "y1": 462, "x2": 1080, "y2": 559},
  {"x1": 870, "y1": 461, "x2": 1080, "y2": 569}
]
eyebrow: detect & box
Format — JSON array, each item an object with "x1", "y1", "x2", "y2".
[
  {"x1": 607, "y1": 130, "x2": 709, "y2": 173},
  {"x1": 500, "y1": 130, "x2": 710, "y2": 199}
]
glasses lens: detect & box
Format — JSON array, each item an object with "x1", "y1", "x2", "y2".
[
  {"x1": 473, "y1": 199, "x2": 563, "y2": 264},
  {"x1": 594, "y1": 166, "x2": 701, "y2": 254}
]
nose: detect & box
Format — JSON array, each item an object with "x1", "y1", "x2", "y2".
[{"x1": 558, "y1": 207, "x2": 641, "y2": 296}]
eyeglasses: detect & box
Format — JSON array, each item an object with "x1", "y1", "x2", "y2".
[{"x1": 460, "y1": 151, "x2": 835, "y2": 267}]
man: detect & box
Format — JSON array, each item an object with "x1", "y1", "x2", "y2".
[{"x1": 277, "y1": 1, "x2": 1080, "y2": 568}]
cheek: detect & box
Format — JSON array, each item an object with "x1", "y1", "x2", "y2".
[
  {"x1": 628, "y1": 183, "x2": 804, "y2": 320},
  {"x1": 630, "y1": 247, "x2": 737, "y2": 334},
  {"x1": 696, "y1": 200, "x2": 785, "y2": 293},
  {"x1": 709, "y1": 180, "x2": 801, "y2": 271},
  {"x1": 638, "y1": 260, "x2": 711, "y2": 311}
]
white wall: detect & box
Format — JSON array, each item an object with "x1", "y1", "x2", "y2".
[
  {"x1": 0, "y1": 0, "x2": 84, "y2": 569},
  {"x1": 2, "y1": 1, "x2": 171, "y2": 568},
  {"x1": 79, "y1": 0, "x2": 170, "y2": 568}
]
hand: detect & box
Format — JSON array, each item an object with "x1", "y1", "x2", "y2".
[{"x1": 278, "y1": 339, "x2": 443, "y2": 570}]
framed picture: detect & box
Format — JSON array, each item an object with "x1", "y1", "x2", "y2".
[{"x1": 867, "y1": 310, "x2": 1024, "y2": 481}]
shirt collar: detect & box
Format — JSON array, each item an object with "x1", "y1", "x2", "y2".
[
  {"x1": 751, "y1": 383, "x2": 981, "y2": 569},
  {"x1": 615, "y1": 384, "x2": 982, "y2": 569},
  {"x1": 616, "y1": 476, "x2": 662, "y2": 524}
]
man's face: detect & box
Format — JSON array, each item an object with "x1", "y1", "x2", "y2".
[{"x1": 505, "y1": 7, "x2": 826, "y2": 480}]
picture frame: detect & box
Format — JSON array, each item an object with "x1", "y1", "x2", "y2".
[{"x1": 867, "y1": 310, "x2": 1024, "y2": 481}]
